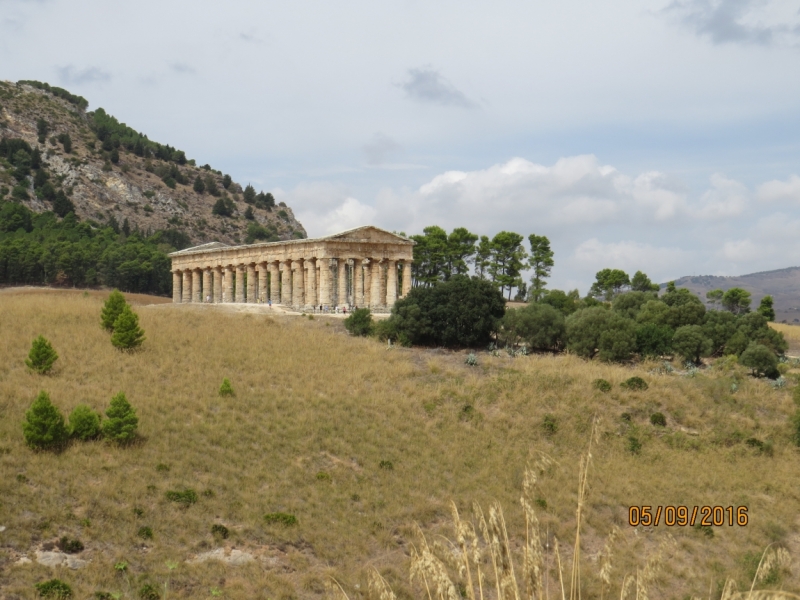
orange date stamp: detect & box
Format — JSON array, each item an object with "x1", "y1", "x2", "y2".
[{"x1": 628, "y1": 505, "x2": 748, "y2": 527}]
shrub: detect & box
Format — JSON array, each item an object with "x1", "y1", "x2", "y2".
[
  {"x1": 264, "y1": 512, "x2": 298, "y2": 526},
  {"x1": 565, "y1": 307, "x2": 637, "y2": 362},
  {"x1": 542, "y1": 414, "x2": 558, "y2": 435},
  {"x1": 25, "y1": 335, "x2": 59, "y2": 374},
  {"x1": 165, "y1": 489, "x2": 198, "y2": 506},
  {"x1": 56, "y1": 537, "x2": 84, "y2": 553},
  {"x1": 137, "y1": 526, "x2": 153, "y2": 539},
  {"x1": 593, "y1": 378, "x2": 612, "y2": 392},
  {"x1": 101, "y1": 392, "x2": 138, "y2": 443},
  {"x1": 211, "y1": 524, "x2": 229, "y2": 539},
  {"x1": 343, "y1": 308, "x2": 373, "y2": 336},
  {"x1": 35, "y1": 579, "x2": 73, "y2": 598},
  {"x1": 671, "y1": 325, "x2": 713, "y2": 364},
  {"x1": 627, "y1": 436, "x2": 642, "y2": 454},
  {"x1": 138, "y1": 584, "x2": 160, "y2": 600},
  {"x1": 621, "y1": 376, "x2": 648, "y2": 391},
  {"x1": 650, "y1": 412, "x2": 667, "y2": 427},
  {"x1": 23, "y1": 391, "x2": 69, "y2": 450},
  {"x1": 52, "y1": 191, "x2": 75, "y2": 218},
  {"x1": 212, "y1": 197, "x2": 234, "y2": 217},
  {"x1": 111, "y1": 305, "x2": 145, "y2": 350},
  {"x1": 193, "y1": 175, "x2": 205, "y2": 194},
  {"x1": 384, "y1": 276, "x2": 505, "y2": 347},
  {"x1": 635, "y1": 323, "x2": 673, "y2": 358},
  {"x1": 739, "y1": 343, "x2": 778, "y2": 377},
  {"x1": 379, "y1": 460, "x2": 394, "y2": 470},
  {"x1": 101, "y1": 290, "x2": 127, "y2": 331},
  {"x1": 501, "y1": 303, "x2": 565, "y2": 351},
  {"x1": 68, "y1": 405, "x2": 101, "y2": 441},
  {"x1": 465, "y1": 353, "x2": 478, "y2": 366},
  {"x1": 219, "y1": 378, "x2": 234, "y2": 396}
]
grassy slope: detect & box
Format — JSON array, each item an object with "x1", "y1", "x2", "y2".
[{"x1": 1, "y1": 290, "x2": 800, "y2": 599}]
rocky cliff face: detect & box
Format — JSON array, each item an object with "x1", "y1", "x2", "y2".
[{"x1": 0, "y1": 80, "x2": 306, "y2": 247}]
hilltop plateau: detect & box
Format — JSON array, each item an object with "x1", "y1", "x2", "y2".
[
  {"x1": 2, "y1": 289, "x2": 800, "y2": 598},
  {"x1": 0, "y1": 80, "x2": 305, "y2": 248}
]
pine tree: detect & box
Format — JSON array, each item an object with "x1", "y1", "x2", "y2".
[
  {"x1": 193, "y1": 175, "x2": 205, "y2": 194},
  {"x1": 243, "y1": 184, "x2": 256, "y2": 204},
  {"x1": 68, "y1": 404, "x2": 101, "y2": 440},
  {"x1": 102, "y1": 391, "x2": 139, "y2": 443},
  {"x1": 101, "y1": 290, "x2": 127, "y2": 331},
  {"x1": 52, "y1": 190, "x2": 75, "y2": 218},
  {"x1": 757, "y1": 295, "x2": 776, "y2": 322},
  {"x1": 222, "y1": 174, "x2": 232, "y2": 189},
  {"x1": 111, "y1": 305, "x2": 145, "y2": 350},
  {"x1": 23, "y1": 390, "x2": 69, "y2": 450},
  {"x1": 244, "y1": 206, "x2": 255, "y2": 220},
  {"x1": 219, "y1": 378, "x2": 234, "y2": 397},
  {"x1": 25, "y1": 335, "x2": 58, "y2": 374}
]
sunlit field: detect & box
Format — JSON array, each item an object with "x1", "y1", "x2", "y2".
[{"x1": 2, "y1": 289, "x2": 800, "y2": 599}]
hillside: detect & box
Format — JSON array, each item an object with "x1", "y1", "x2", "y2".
[
  {"x1": 0, "y1": 80, "x2": 305, "y2": 248},
  {"x1": 2, "y1": 289, "x2": 800, "y2": 598},
  {"x1": 668, "y1": 267, "x2": 800, "y2": 324}
]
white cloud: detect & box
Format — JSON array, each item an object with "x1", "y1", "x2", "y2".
[
  {"x1": 398, "y1": 67, "x2": 476, "y2": 108},
  {"x1": 693, "y1": 173, "x2": 748, "y2": 219},
  {"x1": 757, "y1": 175, "x2": 800, "y2": 203},
  {"x1": 571, "y1": 238, "x2": 692, "y2": 282},
  {"x1": 718, "y1": 238, "x2": 771, "y2": 262},
  {"x1": 277, "y1": 182, "x2": 377, "y2": 237}
]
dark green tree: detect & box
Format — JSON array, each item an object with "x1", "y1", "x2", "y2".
[
  {"x1": 411, "y1": 226, "x2": 448, "y2": 287},
  {"x1": 243, "y1": 184, "x2": 256, "y2": 204},
  {"x1": 473, "y1": 235, "x2": 492, "y2": 280},
  {"x1": 102, "y1": 391, "x2": 139, "y2": 443},
  {"x1": 68, "y1": 405, "x2": 101, "y2": 441},
  {"x1": 671, "y1": 325, "x2": 713, "y2": 364},
  {"x1": 36, "y1": 118, "x2": 49, "y2": 144},
  {"x1": 739, "y1": 343, "x2": 778, "y2": 377},
  {"x1": 565, "y1": 307, "x2": 637, "y2": 362},
  {"x1": 757, "y1": 295, "x2": 776, "y2": 321},
  {"x1": 488, "y1": 231, "x2": 527, "y2": 300},
  {"x1": 110, "y1": 305, "x2": 145, "y2": 350},
  {"x1": 540, "y1": 289, "x2": 581, "y2": 316},
  {"x1": 588, "y1": 269, "x2": 630, "y2": 301},
  {"x1": 635, "y1": 323, "x2": 674, "y2": 358},
  {"x1": 445, "y1": 227, "x2": 478, "y2": 279},
  {"x1": 57, "y1": 133, "x2": 72, "y2": 153},
  {"x1": 612, "y1": 291, "x2": 657, "y2": 320},
  {"x1": 501, "y1": 302, "x2": 565, "y2": 351},
  {"x1": 25, "y1": 335, "x2": 59, "y2": 374},
  {"x1": 205, "y1": 175, "x2": 220, "y2": 196},
  {"x1": 212, "y1": 197, "x2": 234, "y2": 217},
  {"x1": 527, "y1": 234, "x2": 554, "y2": 301},
  {"x1": 702, "y1": 309, "x2": 738, "y2": 355},
  {"x1": 52, "y1": 191, "x2": 75, "y2": 218},
  {"x1": 721, "y1": 287, "x2": 751, "y2": 315},
  {"x1": 706, "y1": 289, "x2": 723, "y2": 306},
  {"x1": 110, "y1": 148, "x2": 119, "y2": 164},
  {"x1": 222, "y1": 174, "x2": 232, "y2": 189},
  {"x1": 23, "y1": 391, "x2": 69, "y2": 450},
  {"x1": 630, "y1": 270, "x2": 659, "y2": 292},
  {"x1": 343, "y1": 308, "x2": 374, "y2": 336},
  {"x1": 193, "y1": 175, "x2": 205, "y2": 194},
  {"x1": 244, "y1": 206, "x2": 255, "y2": 220},
  {"x1": 101, "y1": 290, "x2": 128, "y2": 331}
]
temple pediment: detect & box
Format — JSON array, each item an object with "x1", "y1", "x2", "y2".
[{"x1": 320, "y1": 226, "x2": 412, "y2": 245}]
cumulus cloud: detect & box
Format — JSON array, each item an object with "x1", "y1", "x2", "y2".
[
  {"x1": 571, "y1": 238, "x2": 692, "y2": 282},
  {"x1": 276, "y1": 182, "x2": 377, "y2": 237},
  {"x1": 399, "y1": 67, "x2": 476, "y2": 108},
  {"x1": 660, "y1": 0, "x2": 800, "y2": 46},
  {"x1": 56, "y1": 65, "x2": 111, "y2": 85},
  {"x1": 757, "y1": 174, "x2": 800, "y2": 203},
  {"x1": 362, "y1": 133, "x2": 402, "y2": 166},
  {"x1": 693, "y1": 173, "x2": 748, "y2": 219}
]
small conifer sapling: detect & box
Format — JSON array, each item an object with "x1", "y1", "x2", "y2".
[
  {"x1": 23, "y1": 390, "x2": 69, "y2": 450},
  {"x1": 101, "y1": 290, "x2": 128, "y2": 331},
  {"x1": 219, "y1": 378, "x2": 234, "y2": 397},
  {"x1": 111, "y1": 305, "x2": 145, "y2": 350},
  {"x1": 68, "y1": 405, "x2": 101, "y2": 441},
  {"x1": 25, "y1": 335, "x2": 58, "y2": 374},
  {"x1": 102, "y1": 392, "x2": 139, "y2": 443}
]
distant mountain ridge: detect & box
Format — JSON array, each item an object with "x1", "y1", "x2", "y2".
[
  {"x1": 666, "y1": 266, "x2": 800, "y2": 323},
  {"x1": 0, "y1": 80, "x2": 306, "y2": 248}
]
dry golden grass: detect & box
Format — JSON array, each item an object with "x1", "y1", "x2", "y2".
[
  {"x1": 1, "y1": 289, "x2": 800, "y2": 599},
  {"x1": 770, "y1": 323, "x2": 800, "y2": 355}
]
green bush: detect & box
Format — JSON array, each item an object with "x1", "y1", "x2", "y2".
[
  {"x1": 193, "y1": 175, "x2": 205, "y2": 194},
  {"x1": 219, "y1": 378, "x2": 234, "y2": 397},
  {"x1": 465, "y1": 353, "x2": 478, "y2": 366},
  {"x1": 671, "y1": 325, "x2": 713, "y2": 364},
  {"x1": 621, "y1": 376, "x2": 648, "y2": 391},
  {"x1": 264, "y1": 512, "x2": 298, "y2": 526},
  {"x1": 111, "y1": 305, "x2": 145, "y2": 350},
  {"x1": 542, "y1": 414, "x2": 558, "y2": 435},
  {"x1": 383, "y1": 276, "x2": 505, "y2": 347},
  {"x1": 593, "y1": 378, "x2": 612, "y2": 392},
  {"x1": 739, "y1": 343, "x2": 778, "y2": 377},
  {"x1": 379, "y1": 460, "x2": 394, "y2": 470},
  {"x1": 211, "y1": 524, "x2": 229, "y2": 539},
  {"x1": 138, "y1": 583, "x2": 160, "y2": 600},
  {"x1": 101, "y1": 290, "x2": 127, "y2": 331},
  {"x1": 35, "y1": 578, "x2": 73, "y2": 598},
  {"x1": 343, "y1": 308, "x2": 373, "y2": 336},
  {"x1": 68, "y1": 405, "x2": 101, "y2": 441},
  {"x1": 101, "y1": 392, "x2": 138, "y2": 443},
  {"x1": 565, "y1": 307, "x2": 637, "y2": 362},
  {"x1": 165, "y1": 489, "x2": 198, "y2": 506},
  {"x1": 23, "y1": 391, "x2": 69, "y2": 450},
  {"x1": 627, "y1": 436, "x2": 642, "y2": 454},
  {"x1": 25, "y1": 335, "x2": 59, "y2": 374},
  {"x1": 501, "y1": 303, "x2": 565, "y2": 351},
  {"x1": 650, "y1": 412, "x2": 666, "y2": 427},
  {"x1": 635, "y1": 323, "x2": 673, "y2": 358},
  {"x1": 56, "y1": 537, "x2": 84, "y2": 554}
]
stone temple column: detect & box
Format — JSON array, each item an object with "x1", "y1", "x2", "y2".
[
  {"x1": 370, "y1": 259, "x2": 382, "y2": 308},
  {"x1": 292, "y1": 260, "x2": 304, "y2": 308},
  {"x1": 203, "y1": 269, "x2": 212, "y2": 303},
  {"x1": 192, "y1": 269, "x2": 203, "y2": 303},
  {"x1": 363, "y1": 260, "x2": 371, "y2": 307},
  {"x1": 213, "y1": 268, "x2": 223, "y2": 303},
  {"x1": 402, "y1": 261, "x2": 413, "y2": 297},
  {"x1": 306, "y1": 259, "x2": 317, "y2": 307},
  {"x1": 172, "y1": 271, "x2": 181, "y2": 303},
  {"x1": 386, "y1": 260, "x2": 397, "y2": 306},
  {"x1": 235, "y1": 264, "x2": 245, "y2": 303},
  {"x1": 182, "y1": 270, "x2": 192, "y2": 303},
  {"x1": 247, "y1": 263, "x2": 256, "y2": 303},
  {"x1": 318, "y1": 259, "x2": 331, "y2": 306},
  {"x1": 354, "y1": 261, "x2": 363, "y2": 307},
  {"x1": 224, "y1": 266, "x2": 234, "y2": 302},
  {"x1": 379, "y1": 262, "x2": 387, "y2": 307},
  {"x1": 269, "y1": 261, "x2": 280, "y2": 303},
  {"x1": 281, "y1": 260, "x2": 292, "y2": 305},
  {"x1": 258, "y1": 263, "x2": 268, "y2": 303},
  {"x1": 337, "y1": 259, "x2": 347, "y2": 307}
]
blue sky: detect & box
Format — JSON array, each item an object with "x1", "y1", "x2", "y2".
[{"x1": 2, "y1": 0, "x2": 800, "y2": 293}]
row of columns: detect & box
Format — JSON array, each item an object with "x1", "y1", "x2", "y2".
[{"x1": 173, "y1": 258, "x2": 412, "y2": 310}]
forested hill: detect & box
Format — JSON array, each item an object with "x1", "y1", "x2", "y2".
[{"x1": 0, "y1": 79, "x2": 306, "y2": 249}]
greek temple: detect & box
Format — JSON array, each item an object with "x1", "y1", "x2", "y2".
[{"x1": 169, "y1": 226, "x2": 415, "y2": 310}]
